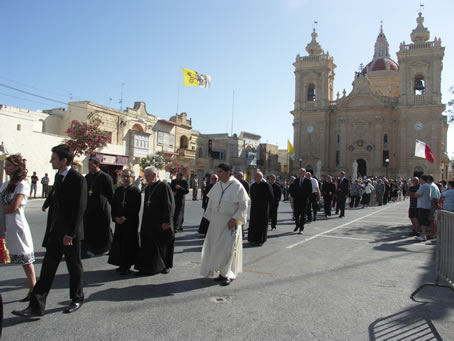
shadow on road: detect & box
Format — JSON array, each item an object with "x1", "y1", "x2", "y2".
[
  {"x1": 86, "y1": 277, "x2": 217, "y2": 302},
  {"x1": 368, "y1": 305, "x2": 443, "y2": 340}
]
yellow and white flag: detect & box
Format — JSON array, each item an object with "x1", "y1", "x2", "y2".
[
  {"x1": 288, "y1": 140, "x2": 295, "y2": 160},
  {"x1": 183, "y1": 68, "x2": 211, "y2": 88}
]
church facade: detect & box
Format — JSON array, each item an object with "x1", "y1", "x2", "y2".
[{"x1": 291, "y1": 13, "x2": 450, "y2": 180}]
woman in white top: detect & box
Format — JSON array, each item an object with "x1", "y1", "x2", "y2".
[{"x1": 0, "y1": 154, "x2": 36, "y2": 301}]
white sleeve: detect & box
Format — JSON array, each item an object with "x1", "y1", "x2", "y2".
[{"x1": 16, "y1": 181, "x2": 30, "y2": 197}]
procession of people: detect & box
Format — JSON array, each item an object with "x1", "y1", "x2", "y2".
[{"x1": 1, "y1": 147, "x2": 452, "y2": 324}]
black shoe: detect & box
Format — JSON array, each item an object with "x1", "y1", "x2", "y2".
[
  {"x1": 161, "y1": 268, "x2": 170, "y2": 274},
  {"x1": 271, "y1": 227, "x2": 276, "y2": 231},
  {"x1": 313, "y1": 217, "x2": 316, "y2": 222},
  {"x1": 115, "y1": 267, "x2": 122, "y2": 273},
  {"x1": 298, "y1": 229, "x2": 303, "y2": 235},
  {"x1": 339, "y1": 215, "x2": 344, "y2": 218},
  {"x1": 214, "y1": 275, "x2": 226, "y2": 282},
  {"x1": 12, "y1": 307, "x2": 44, "y2": 317},
  {"x1": 293, "y1": 227, "x2": 299, "y2": 232},
  {"x1": 63, "y1": 302, "x2": 82, "y2": 314},
  {"x1": 20, "y1": 292, "x2": 33, "y2": 302},
  {"x1": 221, "y1": 278, "x2": 232, "y2": 286},
  {"x1": 119, "y1": 269, "x2": 132, "y2": 276}
]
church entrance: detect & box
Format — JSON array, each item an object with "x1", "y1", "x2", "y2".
[
  {"x1": 306, "y1": 165, "x2": 314, "y2": 176},
  {"x1": 357, "y1": 159, "x2": 367, "y2": 177},
  {"x1": 413, "y1": 167, "x2": 424, "y2": 178}
]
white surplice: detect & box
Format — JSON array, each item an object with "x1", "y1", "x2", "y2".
[{"x1": 200, "y1": 176, "x2": 249, "y2": 279}]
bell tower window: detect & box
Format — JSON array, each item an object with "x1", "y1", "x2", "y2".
[
  {"x1": 414, "y1": 75, "x2": 425, "y2": 95},
  {"x1": 307, "y1": 84, "x2": 316, "y2": 101}
]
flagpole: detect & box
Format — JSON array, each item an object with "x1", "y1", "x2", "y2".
[
  {"x1": 230, "y1": 90, "x2": 235, "y2": 136},
  {"x1": 176, "y1": 67, "x2": 182, "y2": 113}
]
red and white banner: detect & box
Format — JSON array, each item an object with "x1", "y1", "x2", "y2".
[{"x1": 415, "y1": 140, "x2": 434, "y2": 163}]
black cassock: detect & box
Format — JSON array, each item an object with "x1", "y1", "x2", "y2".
[
  {"x1": 84, "y1": 171, "x2": 114, "y2": 254},
  {"x1": 248, "y1": 181, "x2": 274, "y2": 245},
  {"x1": 198, "y1": 183, "x2": 214, "y2": 235},
  {"x1": 170, "y1": 179, "x2": 189, "y2": 230},
  {"x1": 108, "y1": 185, "x2": 141, "y2": 269},
  {"x1": 135, "y1": 180, "x2": 175, "y2": 275}
]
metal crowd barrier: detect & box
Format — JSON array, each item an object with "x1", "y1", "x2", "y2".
[{"x1": 411, "y1": 209, "x2": 454, "y2": 299}]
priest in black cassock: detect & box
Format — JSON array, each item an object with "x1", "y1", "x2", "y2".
[
  {"x1": 248, "y1": 171, "x2": 273, "y2": 246},
  {"x1": 269, "y1": 174, "x2": 282, "y2": 231},
  {"x1": 198, "y1": 174, "x2": 218, "y2": 235},
  {"x1": 82, "y1": 157, "x2": 114, "y2": 257},
  {"x1": 170, "y1": 172, "x2": 189, "y2": 232},
  {"x1": 135, "y1": 166, "x2": 175, "y2": 276},
  {"x1": 108, "y1": 169, "x2": 141, "y2": 275}
]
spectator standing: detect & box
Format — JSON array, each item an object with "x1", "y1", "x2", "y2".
[
  {"x1": 41, "y1": 173, "x2": 50, "y2": 198},
  {"x1": 428, "y1": 175, "x2": 441, "y2": 239},
  {"x1": 30, "y1": 172, "x2": 38, "y2": 199},
  {"x1": 440, "y1": 181, "x2": 454, "y2": 212},
  {"x1": 192, "y1": 177, "x2": 198, "y2": 200},
  {"x1": 406, "y1": 177, "x2": 420, "y2": 236},
  {"x1": 413, "y1": 175, "x2": 432, "y2": 241},
  {"x1": 350, "y1": 180, "x2": 361, "y2": 208}
]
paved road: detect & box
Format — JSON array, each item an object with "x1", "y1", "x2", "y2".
[{"x1": 1, "y1": 197, "x2": 453, "y2": 340}]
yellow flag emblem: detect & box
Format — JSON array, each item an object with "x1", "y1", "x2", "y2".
[
  {"x1": 287, "y1": 140, "x2": 295, "y2": 155},
  {"x1": 183, "y1": 68, "x2": 211, "y2": 88}
]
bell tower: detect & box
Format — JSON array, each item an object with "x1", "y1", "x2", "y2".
[
  {"x1": 397, "y1": 12, "x2": 445, "y2": 105},
  {"x1": 293, "y1": 29, "x2": 336, "y2": 111},
  {"x1": 292, "y1": 29, "x2": 336, "y2": 172}
]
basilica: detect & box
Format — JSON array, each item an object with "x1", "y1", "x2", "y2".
[{"x1": 291, "y1": 13, "x2": 450, "y2": 180}]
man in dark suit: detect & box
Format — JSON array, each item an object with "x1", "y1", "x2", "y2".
[
  {"x1": 291, "y1": 168, "x2": 312, "y2": 234},
  {"x1": 336, "y1": 171, "x2": 349, "y2": 218},
  {"x1": 13, "y1": 144, "x2": 87, "y2": 317}
]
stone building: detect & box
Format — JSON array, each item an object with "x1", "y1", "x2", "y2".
[
  {"x1": 45, "y1": 101, "x2": 158, "y2": 182},
  {"x1": 292, "y1": 13, "x2": 450, "y2": 180}
]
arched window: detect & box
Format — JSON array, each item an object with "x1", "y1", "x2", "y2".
[
  {"x1": 180, "y1": 135, "x2": 189, "y2": 149},
  {"x1": 198, "y1": 147, "x2": 203, "y2": 158},
  {"x1": 307, "y1": 83, "x2": 316, "y2": 102},
  {"x1": 414, "y1": 75, "x2": 425, "y2": 95}
]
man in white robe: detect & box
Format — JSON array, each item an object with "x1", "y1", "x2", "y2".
[{"x1": 200, "y1": 163, "x2": 249, "y2": 286}]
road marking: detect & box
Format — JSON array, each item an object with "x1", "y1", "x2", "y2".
[
  {"x1": 319, "y1": 235, "x2": 372, "y2": 241},
  {"x1": 286, "y1": 204, "x2": 399, "y2": 249},
  {"x1": 350, "y1": 220, "x2": 409, "y2": 225}
]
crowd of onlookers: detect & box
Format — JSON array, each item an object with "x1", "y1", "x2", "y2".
[{"x1": 196, "y1": 172, "x2": 454, "y2": 243}]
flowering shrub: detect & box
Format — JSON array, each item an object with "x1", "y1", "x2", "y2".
[
  {"x1": 65, "y1": 118, "x2": 110, "y2": 157},
  {"x1": 139, "y1": 153, "x2": 165, "y2": 170}
]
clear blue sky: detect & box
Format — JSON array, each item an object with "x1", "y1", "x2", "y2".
[{"x1": 1, "y1": 0, "x2": 453, "y2": 156}]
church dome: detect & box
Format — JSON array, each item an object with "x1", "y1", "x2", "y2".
[
  {"x1": 362, "y1": 57, "x2": 398, "y2": 73},
  {"x1": 361, "y1": 24, "x2": 399, "y2": 75}
]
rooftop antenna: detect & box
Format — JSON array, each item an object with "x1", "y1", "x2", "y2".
[
  {"x1": 312, "y1": 20, "x2": 318, "y2": 29},
  {"x1": 119, "y1": 82, "x2": 125, "y2": 110},
  {"x1": 419, "y1": 2, "x2": 424, "y2": 12}
]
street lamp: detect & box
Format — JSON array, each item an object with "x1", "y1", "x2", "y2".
[
  {"x1": 384, "y1": 158, "x2": 390, "y2": 178},
  {"x1": 299, "y1": 158, "x2": 303, "y2": 169}
]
